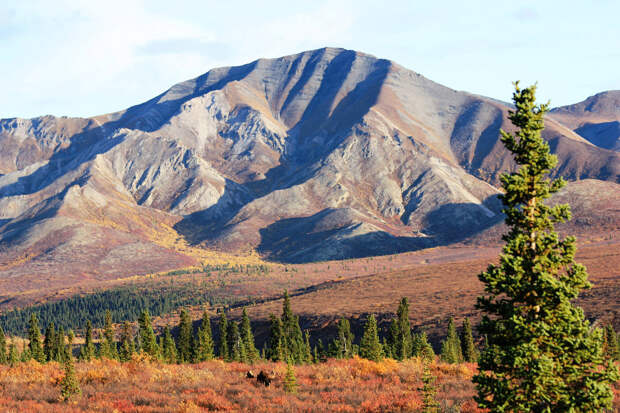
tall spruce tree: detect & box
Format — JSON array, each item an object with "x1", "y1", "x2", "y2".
[
  {"x1": 80, "y1": 320, "x2": 96, "y2": 361},
  {"x1": 177, "y1": 309, "x2": 193, "y2": 363},
  {"x1": 332, "y1": 318, "x2": 355, "y2": 359},
  {"x1": 474, "y1": 83, "x2": 619, "y2": 412},
  {"x1": 360, "y1": 314, "x2": 383, "y2": 361},
  {"x1": 396, "y1": 298, "x2": 413, "y2": 359},
  {"x1": 267, "y1": 314, "x2": 284, "y2": 361},
  {"x1": 100, "y1": 310, "x2": 117, "y2": 360},
  {"x1": 43, "y1": 322, "x2": 57, "y2": 362},
  {"x1": 194, "y1": 311, "x2": 214, "y2": 362},
  {"x1": 54, "y1": 326, "x2": 66, "y2": 362},
  {"x1": 28, "y1": 313, "x2": 45, "y2": 362},
  {"x1": 0, "y1": 327, "x2": 6, "y2": 364},
  {"x1": 240, "y1": 309, "x2": 259, "y2": 362},
  {"x1": 227, "y1": 321, "x2": 246, "y2": 362},
  {"x1": 8, "y1": 341, "x2": 19, "y2": 366},
  {"x1": 118, "y1": 321, "x2": 135, "y2": 362},
  {"x1": 281, "y1": 291, "x2": 304, "y2": 363},
  {"x1": 440, "y1": 318, "x2": 462, "y2": 364},
  {"x1": 603, "y1": 324, "x2": 619, "y2": 361},
  {"x1": 218, "y1": 313, "x2": 229, "y2": 360},
  {"x1": 460, "y1": 318, "x2": 477, "y2": 363},
  {"x1": 138, "y1": 310, "x2": 158, "y2": 358},
  {"x1": 412, "y1": 332, "x2": 435, "y2": 361},
  {"x1": 161, "y1": 326, "x2": 178, "y2": 363}
]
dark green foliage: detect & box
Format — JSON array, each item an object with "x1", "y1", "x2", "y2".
[
  {"x1": 281, "y1": 291, "x2": 305, "y2": 363},
  {"x1": 28, "y1": 313, "x2": 45, "y2": 362},
  {"x1": 138, "y1": 310, "x2": 158, "y2": 358},
  {"x1": 440, "y1": 318, "x2": 462, "y2": 364},
  {"x1": 43, "y1": 322, "x2": 57, "y2": 362},
  {"x1": 79, "y1": 320, "x2": 96, "y2": 361},
  {"x1": 177, "y1": 309, "x2": 193, "y2": 363},
  {"x1": 474, "y1": 83, "x2": 619, "y2": 412},
  {"x1": 60, "y1": 356, "x2": 81, "y2": 401},
  {"x1": 385, "y1": 298, "x2": 413, "y2": 360},
  {"x1": 99, "y1": 310, "x2": 117, "y2": 360},
  {"x1": 421, "y1": 360, "x2": 440, "y2": 413},
  {"x1": 603, "y1": 324, "x2": 619, "y2": 361},
  {"x1": 0, "y1": 327, "x2": 6, "y2": 364},
  {"x1": 240, "y1": 309, "x2": 259, "y2": 362},
  {"x1": 227, "y1": 321, "x2": 246, "y2": 362},
  {"x1": 284, "y1": 360, "x2": 298, "y2": 393},
  {"x1": 460, "y1": 318, "x2": 477, "y2": 363},
  {"x1": 331, "y1": 318, "x2": 355, "y2": 359},
  {"x1": 65, "y1": 330, "x2": 75, "y2": 361},
  {"x1": 194, "y1": 311, "x2": 214, "y2": 362},
  {"x1": 8, "y1": 341, "x2": 19, "y2": 366},
  {"x1": 359, "y1": 314, "x2": 383, "y2": 361},
  {"x1": 118, "y1": 321, "x2": 134, "y2": 362},
  {"x1": 218, "y1": 313, "x2": 229, "y2": 360},
  {"x1": 161, "y1": 326, "x2": 178, "y2": 363},
  {"x1": 412, "y1": 332, "x2": 435, "y2": 361},
  {"x1": 302, "y1": 330, "x2": 312, "y2": 364},
  {"x1": 54, "y1": 326, "x2": 66, "y2": 362}
]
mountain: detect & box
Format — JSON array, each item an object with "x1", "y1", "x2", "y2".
[{"x1": 1, "y1": 47, "x2": 618, "y2": 293}]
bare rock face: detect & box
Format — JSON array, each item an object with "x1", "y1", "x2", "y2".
[{"x1": 0, "y1": 47, "x2": 618, "y2": 284}]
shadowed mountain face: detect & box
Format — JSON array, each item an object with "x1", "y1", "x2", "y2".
[{"x1": 1, "y1": 47, "x2": 618, "y2": 283}]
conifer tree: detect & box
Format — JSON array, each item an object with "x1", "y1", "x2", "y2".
[
  {"x1": 55, "y1": 326, "x2": 66, "y2": 362},
  {"x1": 66, "y1": 330, "x2": 75, "y2": 361},
  {"x1": 412, "y1": 332, "x2": 435, "y2": 361},
  {"x1": 100, "y1": 310, "x2": 117, "y2": 360},
  {"x1": 80, "y1": 320, "x2": 96, "y2": 361},
  {"x1": 302, "y1": 330, "x2": 312, "y2": 363},
  {"x1": 332, "y1": 318, "x2": 355, "y2": 359},
  {"x1": 421, "y1": 360, "x2": 440, "y2": 413},
  {"x1": 60, "y1": 356, "x2": 81, "y2": 401},
  {"x1": 28, "y1": 313, "x2": 45, "y2": 362},
  {"x1": 267, "y1": 314, "x2": 284, "y2": 361},
  {"x1": 603, "y1": 324, "x2": 619, "y2": 361},
  {"x1": 119, "y1": 321, "x2": 135, "y2": 362},
  {"x1": 8, "y1": 341, "x2": 19, "y2": 366},
  {"x1": 460, "y1": 318, "x2": 477, "y2": 363},
  {"x1": 281, "y1": 291, "x2": 304, "y2": 363},
  {"x1": 359, "y1": 314, "x2": 383, "y2": 361},
  {"x1": 138, "y1": 310, "x2": 158, "y2": 358},
  {"x1": 284, "y1": 359, "x2": 298, "y2": 393},
  {"x1": 161, "y1": 326, "x2": 178, "y2": 363},
  {"x1": 194, "y1": 311, "x2": 214, "y2": 362},
  {"x1": 385, "y1": 318, "x2": 399, "y2": 359},
  {"x1": 0, "y1": 327, "x2": 6, "y2": 364},
  {"x1": 177, "y1": 309, "x2": 193, "y2": 363},
  {"x1": 316, "y1": 338, "x2": 326, "y2": 362},
  {"x1": 240, "y1": 309, "x2": 259, "y2": 362},
  {"x1": 474, "y1": 83, "x2": 619, "y2": 411},
  {"x1": 43, "y1": 322, "x2": 57, "y2": 362},
  {"x1": 440, "y1": 318, "x2": 462, "y2": 364},
  {"x1": 396, "y1": 297, "x2": 413, "y2": 359},
  {"x1": 227, "y1": 321, "x2": 246, "y2": 362},
  {"x1": 218, "y1": 313, "x2": 229, "y2": 360}
]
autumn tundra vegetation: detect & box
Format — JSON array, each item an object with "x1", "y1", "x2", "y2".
[{"x1": 0, "y1": 83, "x2": 619, "y2": 412}]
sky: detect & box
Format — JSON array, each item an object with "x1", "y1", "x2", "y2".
[{"x1": 1, "y1": 0, "x2": 619, "y2": 119}]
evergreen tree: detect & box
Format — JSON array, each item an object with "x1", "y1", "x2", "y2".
[
  {"x1": 302, "y1": 330, "x2": 312, "y2": 363},
  {"x1": 99, "y1": 310, "x2": 117, "y2": 360},
  {"x1": 316, "y1": 338, "x2": 326, "y2": 362},
  {"x1": 281, "y1": 291, "x2": 304, "y2": 363},
  {"x1": 161, "y1": 326, "x2": 178, "y2": 363},
  {"x1": 421, "y1": 360, "x2": 440, "y2": 413},
  {"x1": 460, "y1": 318, "x2": 477, "y2": 363},
  {"x1": 0, "y1": 327, "x2": 6, "y2": 364},
  {"x1": 474, "y1": 83, "x2": 619, "y2": 411},
  {"x1": 440, "y1": 318, "x2": 462, "y2": 364},
  {"x1": 385, "y1": 318, "x2": 399, "y2": 359},
  {"x1": 603, "y1": 324, "x2": 619, "y2": 361},
  {"x1": 138, "y1": 310, "x2": 158, "y2": 358},
  {"x1": 359, "y1": 314, "x2": 383, "y2": 361},
  {"x1": 66, "y1": 330, "x2": 75, "y2": 361},
  {"x1": 177, "y1": 309, "x2": 193, "y2": 363},
  {"x1": 54, "y1": 326, "x2": 66, "y2": 362},
  {"x1": 8, "y1": 341, "x2": 19, "y2": 366},
  {"x1": 267, "y1": 314, "x2": 284, "y2": 361},
  {"x1": 118, "y1": 321, "x2": 135, "y2": 362},
  {"x1": 194, "y1": 311, "x2": 214, "y2": 362},
  {"x1": 413, "y1": 332, "x2": 435, "y2": 361},
  {"x1": 43, "y1": 322, "x2": 57, "y2": 362},
  {"x1": 240, "y1": 309, "x2": 259, "y2": 362},
  {"x1": 80, "y1": 320, "x2": 96, "y2": 361},
  {"x1": 28, "y1": 313, "x2": 45, "y2": 362},
  {"x1": 218, "y1": 313, "x2": 229, "y2": 360},
  {"x1": 332, "y1": 318, "x2": 355, "y2": 359},
  {"x1": 227, "y1": 321, "x2": 246, "y2": 362},
  {"x1": 283, "y1": 359, "x2": 298, "y2": 393},
  {"x1": 60, "y1": 356, "x2": 81, "y2": 401},
  {"x1": 396, "y1": 297, "x2": 413, "y2": 359}
]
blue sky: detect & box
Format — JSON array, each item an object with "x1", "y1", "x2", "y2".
[{"x1": 2, "y1": 0, "x2": 618, "y2": 118}]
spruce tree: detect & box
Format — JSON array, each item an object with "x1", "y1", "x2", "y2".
[
  {"x1": 267, "y1": 314, "x2": 284, "y2": 361},
  {"x1": 43, "y1": 322, "x2": 57, "y2": 362},
  {"x1": 421, "y1": 360, "x2": 440, "y2": 413},
  {"x1": 194, "y1": 311, "x2": 214, "y2": 362},
  {"x1": 0, "y1": 327, "x2": 7, "y2": 364},
  {"x1": 80, "y1": 320, "x2": 96, "y2": 361},
  {"x1": 474, "y1": 83, "x2": 619, "y2": 411},
  {"x1": 603, "y1": 324, "x2": 619, "y2": 361},
  {"x1": 359, "y1": 314, "x2": 383, "y2": 361},
  {"x1": 332, "y1": 318, "x2": 355, "y2": 359},
  {"x1": 227, "y1": 321, "x2": 246, "y2": 362},
  {"x1": 412, "y1": 332, "x2": 435, "y2": 361},
  {"x1": 138, "y1": 310, "x2": 158, "y2": 358},
  {"x1": 218, "y1": 313, "x2": 229, "y2": 360},
  {"x1": 177, "y1": 309, "x2": 193, "y2": 363},
  {"x1": 8, "y1": 341, "x2": 19, "y2": 366},
  {"x1": 161, "y1": 326, "x2": 178, "y2": 364},
  {"x1": 118, "y1": 321, "x2": 135, "y2": 362},
  {"x1": 396, "y1": 297, "x2": 413, "y2": 359},
  {"x1": 440, "y1": 318, "x2": 462, "y2": 364},
  {"x1": 302, "y1": 330, "x2": 312, "y2": 363},
  {"x1": 66, "y1": 330, "x2": 75, "y2": 361},
  {"x1": 54, "y1": 326, "x2": 66, "y2": 362},
  {"x1": 240, "y1": 309, "x2": 259, "y2": 362},
  {"x1": 281, "y1": 291, "x2": 304, "y2": 363},
  {"x1": 28, "y1": 313, "x2": 45, "y2": 362},
  {"x1": 460, "y1": 318, "x2": 477, "y2": 363},
  {"x1": 60, "y1": 356, "x2": 81, "y2": 401},
  {"x1": 100, "y1": 310, "x2": 117, "y2": 360},
  {"x1": 284, "y1": 359, "x2": 298, "y2": 393}
]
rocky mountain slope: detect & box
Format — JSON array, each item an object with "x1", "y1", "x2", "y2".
[{"x1": 1, "y1": 47, "x2": 618, "y2": 289}]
